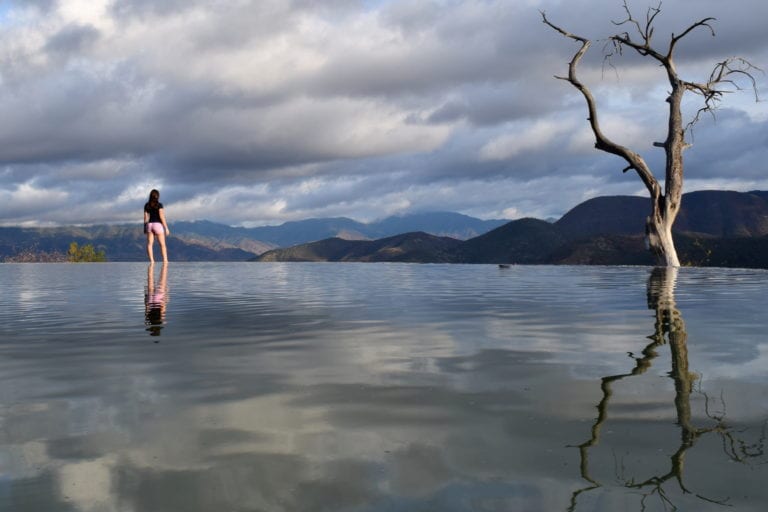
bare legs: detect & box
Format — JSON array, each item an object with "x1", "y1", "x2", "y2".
[
  {"x1": 146, "y1": 232, "x2": 155, "y2": 264},
  {"x1": 146, "y1": 231, "x2": 169, "y2": 263},
  {"x1": 157, "y1": 231, "x2": 168, "y2": 263}
]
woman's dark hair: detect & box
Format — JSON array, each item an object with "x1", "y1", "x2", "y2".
[{"x1": 148, "y1": 189, "x2": 160, "y2": 209}]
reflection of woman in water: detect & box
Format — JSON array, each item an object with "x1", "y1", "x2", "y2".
[
  {"x1": 144, "y1": 189, "x2": 170, "y2": 264},
  {"x1": 145, "y1": 264, "x2": 168, "y2": 337}
]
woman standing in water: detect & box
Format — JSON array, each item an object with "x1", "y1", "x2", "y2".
[{"x1": 144, "y1": 189, "x2": 170, "y2": 263}]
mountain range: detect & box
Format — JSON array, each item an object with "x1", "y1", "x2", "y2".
[
  {"x1": 3, "y1": 190, "x2": 768, "y2": 268},
  {"x1": 0, "y1": 211, "x2": 506, "y2": 262},
  {"x1": 174, "y1": 211, "x2": 506, "y2": 249},
  {"x1": 255, "y1": 190, "x2": 768, "y2": 269}
]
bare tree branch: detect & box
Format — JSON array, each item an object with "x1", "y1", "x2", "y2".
[
  {"x1": 612, "y1": 0, "x2": 661, "y2": 44},
  {"x1": 540, "y1": 11, "x2": 659, "y2": 195},
  {"x1": 669, "y1": 17, "x2": 716, "y2": 56},
  {"x1": 683, "y1": 58, "x2": 762, "y2": 131},
  {"x1": 609, "y1": 2, "x2": 667, "y2": 62}
]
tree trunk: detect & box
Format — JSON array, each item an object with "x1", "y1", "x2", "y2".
[
  {"x1": 646, "y1": 197, "x2": 681, "y2": 267},
  {"x1": 647, "y1": 75, "x2": 686, "y2": 268}
]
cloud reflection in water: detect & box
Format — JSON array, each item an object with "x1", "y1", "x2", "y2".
[{"x1": 0, "y1": 263, "x2": 767, "y2": 511}]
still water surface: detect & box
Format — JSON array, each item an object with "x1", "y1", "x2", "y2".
[{"x1": 1, "y1": 263, "x2": 767, "y2": 511}]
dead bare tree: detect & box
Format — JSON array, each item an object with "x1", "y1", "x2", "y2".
[{"x1": 542, "y1": 2, "x2": 760, "y2": 266}]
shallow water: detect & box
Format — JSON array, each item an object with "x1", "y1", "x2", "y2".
[{"x1": 1, "y1": 262, "x2": 767, "y2": 511}]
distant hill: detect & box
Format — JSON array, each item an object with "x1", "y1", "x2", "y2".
[
  {"x1": 555, "y1": 190, "x2": 768, "y2": 239},
  {"x1": 173, "y1": 221, "x2": 276, "y2": 254},
  {"x1": 547, "y1": 235, "x2": 654, "y2": 266},
  {"x1": 454, "y1": 218, "x2": 566, "y2": 264},
  {"x1": 0, "y1": 225, "x2": 257, "y2": 262},
  {"x1": 367, "y1": 212, "x2": 507, "y2": 240},
  {"x1": 224, "y1": 217, "x2": 371, "y2": 247},
  {"x1": 549, "y1": 233, "x2": 768, "y2": 269},
  {"x1": 4, "y1": 191, "x2": 768, "y2": 267},
  {"x1": 253, "y1": 190, "x2": 768, "y2": 269},
  {"x1": 0, "y1": 211, "x2": 504, "y2": 262},
  {"x1": 675, "y1": 234, "x2": 768, "y2": 268},
  {"x1": 179, "y1": 211, "x2": 507, "y2": 247},
  {"x1": 479, "y1": 189, "x2": 768, "y2": 267},
  {"x1": 256, "y1": 232, "x2": 462, "y2": 263},
  {"x1": 555, "y1": 196, "x2": 648, "y2": 239},
  {"x1": 675, "y1": 190, "x2": 768, "y2": 237}
]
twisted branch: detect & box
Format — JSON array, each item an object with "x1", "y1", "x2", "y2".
[{"x1": 540, "y1": 11, "x2": 660, "y2": 198}]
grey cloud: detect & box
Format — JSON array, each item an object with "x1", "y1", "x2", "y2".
[
  {"x1": 44, "y1": 24, "x2": 100, "y2": 57},
  {"x1": 426, "y1": 101, "x2": 468, "y2": 124},
  {"x1": 1, "y1": 0, "x2": 767, "y2": 227},
  {"x1": 7, "y1": 0, "x2": 58, "y2": 12},
  {"x1": 685, "y1": 110, "x2": 768, "y2": 180},
  {"x1": 182, "y1": 2, "x2": 306, "y2": 52},
  {"x1": 0, "y1": 62, "x2": 158, "y2": 165},
  {"x1": 307, "y1": 43, "x2": 508, "y2": 99},
  {"x1": 109, "y1": 0, "x2": 200, "y2": 20},
  {"x1": 304, "y1": 4, "x2": 536, "y2": 101},
  {"x1": 426, "y1": 82, "x2": 564, "y2": 126}
]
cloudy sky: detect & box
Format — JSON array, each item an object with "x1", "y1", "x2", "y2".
[{"x1": 1, "y1": 0, "x2": 766, "y2": 227}]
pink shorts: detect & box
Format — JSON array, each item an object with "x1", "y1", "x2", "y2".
[{"x1": 147, "y1": 222, "x2": 165, "y2": 235}]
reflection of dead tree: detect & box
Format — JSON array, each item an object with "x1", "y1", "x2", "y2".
[
  {"x1": 568, "y1": 334, "x2": 664, "y2": 507},
  {"x1": 568, "y1": 267, "x2": 767, "y2": 511}
]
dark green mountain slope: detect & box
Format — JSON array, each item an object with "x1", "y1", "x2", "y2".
[
  {"x1": 454, "y1": 218, "x2": 566, "y2": 264},
  {"x1": 555, "y1": 190, "x2": 768, "y2": 239},
  {"x1": 256, "y1": 232, "x2": 462, "y2": 263},
  {"x1": 555, "y1": 196, "x2": 648, "y2": 239},
  {"x1": 675, "y1": 190, "x2": 768, "y2": 237}
]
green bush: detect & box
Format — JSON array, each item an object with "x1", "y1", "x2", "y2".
[{"x1": 67, "y1": 242, "x2": 107, "y2": 262}]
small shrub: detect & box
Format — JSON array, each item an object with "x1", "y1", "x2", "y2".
[{"x1": 67, "y1": 242, "x2": 107, "y2": 262}]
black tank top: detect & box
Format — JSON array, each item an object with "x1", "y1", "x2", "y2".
[{"x1": 144, "y1": 202, "x2": 163, "y2": 223}]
